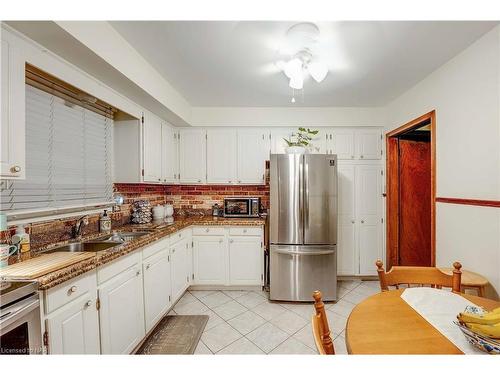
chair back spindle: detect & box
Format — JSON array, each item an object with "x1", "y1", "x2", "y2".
[{"x1": 312, "y1": 290, "x2": 335, "y2": 355}]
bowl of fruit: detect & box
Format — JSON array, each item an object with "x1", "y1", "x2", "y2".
[{"x1": 455, "y1": 305, "x2": 500, "y2": 354}]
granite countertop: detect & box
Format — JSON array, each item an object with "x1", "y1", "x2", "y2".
[{"x1": 1, "y1": 216, "x2": 266, "y2": 290}]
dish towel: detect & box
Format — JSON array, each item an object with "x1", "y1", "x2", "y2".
[{"x1": 400, "y1": 287, "x2": 484, "y2": 354}]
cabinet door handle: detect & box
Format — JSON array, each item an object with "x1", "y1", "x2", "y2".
[
  {"x1": 205, "y1": 228, "x2": 210, "y2": 233},
  {"x1": 172, "y1": 249, "x2": 176, "y2": 253},
  {"x1": 361, "y1": 220, "x2": 365, "y2": 224},
  {"x1": 10, "y1": 165, "x2": 21, "y2": 173},
  {"x1": 351, "y1": 220, "x2": 355, "y2": 224},
  {"x1": 243, "y1": 229, "x2": 247, "y2": 233},
  {"x1": 136, "y1": 270, "x2": 141, "y2": 276},
  {"x1": 146, "y1": 264, "x2": 150, "y2": 270},
  {"x1": 360, "y1": 155, "x2": 364, "y2": 159},
  {"x1": 84, "y1": 300, "x2": 92, "y2": 308},
  {"x1": 68, "y1": 286, "x2": 77, "y2": 294},
  {"x1": 198, "y1": 179, "x2": 201, "y2": 183},
  {"x1": 229, "y1": 239, "x2": 234, "y2": 243},
  {"x1": 351, "y1": 155, "x2": 354, "y2": 159}
]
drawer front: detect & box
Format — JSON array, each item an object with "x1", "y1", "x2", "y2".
[
  {"x1": 45, "y1": 271, "x2": 97, "y2": 314},
  {"x1": 228, "y1": 227, "x2": 262, "y2": 236},
  {"x1": 142, "y1": 237, "x2": 169, "y2": 260},
  {"x1": 192, "y1": 226, "x2": 226, "y2": 236},
  {"x1": 169, "y1": 228, "x2": 190, "y2": 245},
  {"x1": 97, "y1": 252, "x2": 141, "y2": 285}
]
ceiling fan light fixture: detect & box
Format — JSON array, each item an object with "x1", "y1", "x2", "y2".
[
  {"x1": 289, "y1": 73, "x2": 304, "y2": 90},
  {"x1": 284, "y1": 58, "x2": 302, "y2": 79},
  {"x1": 308, "y1": 61, "x2": 328, "y2": 83}
]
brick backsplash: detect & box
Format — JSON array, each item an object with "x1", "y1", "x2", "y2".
[{"x1": 113, "y1": 183, "x2": 269, "y2": 213}]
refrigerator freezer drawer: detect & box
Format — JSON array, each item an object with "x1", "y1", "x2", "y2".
[{"x1": 269, "y1": 245, "x2": 337, "y2": 302}]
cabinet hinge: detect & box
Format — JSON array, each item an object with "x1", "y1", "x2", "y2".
[
  {"x1": 167, "y1": 255, "x2": 170, "y2": 262},
  {"x1": 192, "y1": 273, "x2": 194, "y2": 280},
  {"x1": 141, "y1": 169, "x2": 144, "y2": 177},
  {"x1": 191, "y1": 241, "x2": 194, "y2": 247},
  {"x1": 43, "y1": 331, "x2": 49, "y2": 348},
  {"x1": 96, "y1": 298, "x2": 100, "y2": 311},
  {"x1": 178, "y1": 173, "x2": 180, "y2": 179},
  {"x1": 261, "y1": 274, "x2": 263, "y2": 281},
  {"x1": 381, "y1": 149, "x2": 383, "y2": 155},
  {"x1": 260, "y1": 241, "x2": 263, "y2": 248},
  {"x1": 269, "y1": 134, "x2": 271, "y2": 140},
  {"x1": 262, "y1": 134, "x2": 265, "y2": 140},
  {"x1": 205, "y1": 133, "x2": 208, "y2": 140},
  {"x1": 186, "y1": 276, "x2": 189, "y2": 282},
  {"x1": 381, "y1": 218, "x2": 384, "y2": 223},
  {"x1": 169, "y1": 295, "x2": 171, "y2": 302},
  {"x1": 381, "y1": 170, "x2": 384, "y2": 175}
]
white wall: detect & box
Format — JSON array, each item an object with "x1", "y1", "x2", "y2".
[
  {"x1": 191, "y1": 106, "x2": 386, "y2": 127},
  {"x1": 386, "y1": 26, "x2": 500, "y2": 297}
]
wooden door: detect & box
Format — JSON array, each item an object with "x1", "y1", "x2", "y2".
[
  {"x1": 237, "y1": 129, "x2": 269, "y2": 184},
  {"x1": 46, "y1": 293, "x2": 100, "y2": 354},
  {"x1": 178, "y1": 129, "x2": 206, "y2": 183},
  {"x1": 228, "y1": 236, "x2": 263, "y2": 285},
  {"x1": 192, "y1": 236, "x2": 227, "y2": 285},
  {"x1": 143, "y1": 249, "x2": 171, "y2": 332},
  {"x1": 99, "y1": 265, "x2": 145, "y2": 354},
  {"x1": 398, "y1": 139, "x2": 431, "y2": 266},
  {"x1": 206, "y1": 129, "x2": 237, "y2": 184}
]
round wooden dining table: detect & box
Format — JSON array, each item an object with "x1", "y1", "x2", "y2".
[{"x1": 345, "y1": 289, "x2": 500, "y2": 354}]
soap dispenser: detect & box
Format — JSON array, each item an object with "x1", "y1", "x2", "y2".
[{"x1": 100, "y1": 210, "x2": 112, "y2": 233}]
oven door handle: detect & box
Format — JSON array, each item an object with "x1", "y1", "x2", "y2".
[{"x1": 0, "y1": 295, "x2": 39, "y2": 330}]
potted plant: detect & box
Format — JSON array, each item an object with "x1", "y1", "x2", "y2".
[{"x1": 283, "y1": 127, "x2": 319, "y2": 154}]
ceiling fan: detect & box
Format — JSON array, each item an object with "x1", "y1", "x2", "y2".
[{"x1": 277, "y1": 22, "x2": 329, "y2": 91}]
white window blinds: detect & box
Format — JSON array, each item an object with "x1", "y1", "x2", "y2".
[{"x1": 0, "y1": 85, "x2": 113, "y2": 215}]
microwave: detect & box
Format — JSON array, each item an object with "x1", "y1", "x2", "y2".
[{"x1": 223, "y1": 197, "x2": 261, "y2": 218}]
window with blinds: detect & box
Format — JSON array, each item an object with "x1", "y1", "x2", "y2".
[{"x1": 0, "y1": 85, "x2": 113, "y2": 217}]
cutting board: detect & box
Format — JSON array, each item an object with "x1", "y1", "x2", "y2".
[{"x1": 0, "y1": 252, "x2": 95, "y2": 280}]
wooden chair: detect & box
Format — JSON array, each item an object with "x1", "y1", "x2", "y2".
[
  {"x1": 375, "y1": 260, "x2": 462, "y2": 293},
  {"x1": 311, "y1": 290, "x2": 335, "y2": 355}
]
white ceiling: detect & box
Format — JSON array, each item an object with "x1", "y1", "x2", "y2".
[{"x1": 110, "y1": 21, "x2": 497, "y2": 107}]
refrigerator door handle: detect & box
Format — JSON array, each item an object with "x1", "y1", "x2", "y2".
[
  {"x1": 273, "y1": 249, "x2": 335, "y2": 256},
  {"x1": 303, "y1": 155, "x2": 309, "y2": 239}
]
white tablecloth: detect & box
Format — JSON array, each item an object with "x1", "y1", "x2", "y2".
[{"x1": 400, "y1": 287, "x2": 484, "y2": 354}]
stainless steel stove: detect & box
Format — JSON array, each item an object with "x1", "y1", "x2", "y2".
[{"x1": 0, "y1": 281, "x2": 42, "y2": 355}]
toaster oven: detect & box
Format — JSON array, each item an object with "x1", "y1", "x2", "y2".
[{"x1": 223, "y1": 197, "x2": 260, "y2": 218}]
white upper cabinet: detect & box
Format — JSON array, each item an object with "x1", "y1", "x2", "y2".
[
  {"x1": 356, "y1": 165, "x2": 383, "y2": 275},
  {"x1": 161, "y1": 124, "x2": 178, "y2": 183},
  {"x1": 142, "y1": 112, "x2": 162, "y2": 182},
  {"x1": 236, "y1": 129, "x2": 269, "y2": 184},
  {"x1": 179, "y1": 128, "x2": 207, "y2": 184},
  {"x1": 327, "y1": 129, "x2": 355, "y2": 159},
  {"x1": 356, "y1": 129, "x2": 383, "y2": 160},
  {"x1": 326, "y1": 128, "x2": 382, "y2": 160},
  {"x1": 206, "y1": 129, "x2": 237, "y2": 184},
  {"x1": 270, "y1": 128, "x2": 294, "y2": 154},
  {"x1": 1, "y1": 38, "x2": 25, "y2": 179}
]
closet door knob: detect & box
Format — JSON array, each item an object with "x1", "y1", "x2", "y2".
[{"x1": 10, "y1": 166, "x2": 21, "y2": 173}]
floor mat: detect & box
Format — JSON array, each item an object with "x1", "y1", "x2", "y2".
[{"x1": 136, "y1": 315, "x2": 209, "y2": 354}]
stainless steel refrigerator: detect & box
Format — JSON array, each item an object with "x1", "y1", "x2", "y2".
[{"x1": 269, "y1": 154, "x2": 337, "y2": 302}]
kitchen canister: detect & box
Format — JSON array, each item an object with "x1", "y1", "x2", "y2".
[
  {"x1": 152, "y1": 205, "x2": 165, "y2": 220},
  {"x1": 164, "y1": 204, "x2": 174, "y2": 218}
]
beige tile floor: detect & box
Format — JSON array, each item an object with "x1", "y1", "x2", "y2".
[{"x1": 168, "y1": 280, "x2": 381, "y2": 354}]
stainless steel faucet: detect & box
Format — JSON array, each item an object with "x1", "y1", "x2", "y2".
[{"x1": 73, "y1": 215, "x2": 89, "y2": 239}]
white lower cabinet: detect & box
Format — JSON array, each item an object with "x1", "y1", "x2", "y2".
[
  {"x1": 228, "y1": 236, "x2": 263, "y2": 285},
  {"x1": 192, "y1": 226, "x2": 264, "y2": 286},
  {"x1": 44, "y1": 272, "x2": 100, "y2": 354},
  {"x1": 193, "y1": 235, "x2": 227, "y2": 285},
  {"x1": 143, "y1": 248, "x2": 171, "y2": 332},
  {"x1": 98, "y1": 263, "x2": 145, "y2": 354},
  {"x1": 170, "y1": 237, "x2": 190, "y2": 303}
]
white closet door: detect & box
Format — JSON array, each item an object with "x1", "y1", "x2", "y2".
[
  {"x1": 143, "y1": 113, "x2": 162, "y2": 182},
  {"x1": 337, "y1": 164, "x2": 357, "y2": 275},
  {"x1": 237, "y1": 129, "x2": 269, "y2": 184},
  {"x1": 206, "y1": 129, "x2": 237, "y2": 184},
  {"x1": 178, "y1": 129, "x2": 206, "y2": 183},
  {"x1": 356, "y1": 165, "x2": 383, "y2": 275},
  {"x1": 356, "y1": 129, "x2": 382, "y2": 160}
]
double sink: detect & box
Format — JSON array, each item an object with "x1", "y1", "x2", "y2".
[{"x1": 45, "y1": 231, "x2": 151, "y2": 253}]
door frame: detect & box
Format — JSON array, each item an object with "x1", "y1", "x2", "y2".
[{"x1": 385, "y1": 110, "x2": 436, "y2": 269}]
